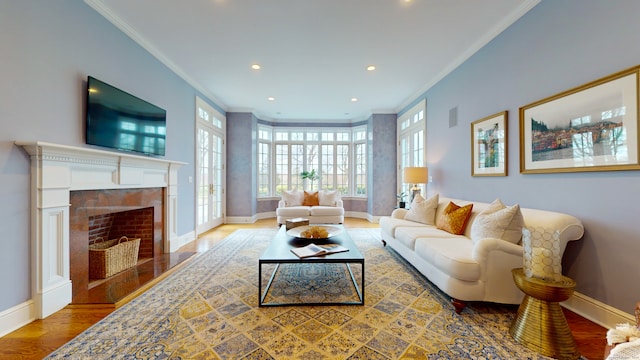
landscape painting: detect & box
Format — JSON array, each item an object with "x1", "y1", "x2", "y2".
[{"x1": 520, "y1": 66, "x2": 640, "y2": 173}]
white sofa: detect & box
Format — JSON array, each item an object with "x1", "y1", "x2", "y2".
[
  {"x1": 276, "y1": 189, "x2": 344, "y2": 225},
  {"x1": 380, "y1": 194, "x2": 584, "y2": 313}
]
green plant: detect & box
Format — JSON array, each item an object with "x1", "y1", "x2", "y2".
[
  {"x1": 397, "y1": 191, "x2": 408, "y2": 202},
  {"x1": 300, "y1": 169, "x2": 319, "y2": 189}
]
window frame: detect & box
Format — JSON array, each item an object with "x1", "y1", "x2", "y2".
[
  {"x1": 397, "y1": 100, "x2": 427, "y2": 196},
  {"x1": 257, "y1": 124, "x2": 367, "y2": 198}
]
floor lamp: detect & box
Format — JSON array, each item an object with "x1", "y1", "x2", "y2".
[{"x1": 404, "y1": 167, "x2": 429, "y2": 205}]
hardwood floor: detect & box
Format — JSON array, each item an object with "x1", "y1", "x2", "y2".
[{"x1": 0, "y1": 218, "x2": 607, "y2": 359}]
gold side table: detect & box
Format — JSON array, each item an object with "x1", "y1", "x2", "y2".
[{"x1": 509, "y1": 268, "x2": 580, "y2": 360}]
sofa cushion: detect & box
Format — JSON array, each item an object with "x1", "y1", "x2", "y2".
[
  {"x1": 277, "y1": 206, "x2": 311, "y2": 218},
  {"x1": 310, "y1": 206, "x2": 344, "y2": 216},
  {"x1": 282, "y1": 190, "x2": 303, "y2": 206},
  {"x1": 380, "y1": 217, "x2": 431, "y2": 238},
  {"x1": 414, "y1": 236, "x2": 480, "y2": 282},
  {"x1": 318, "y1": 190, "x2": 340, "y2": 206},
  {"x1": 404, "y1": 193, "x2": 439, "y2": 225},
  {"x1": 437, "y1": 202, "x2": 474, "y2": 235},
  {"x1": 303, "y1": 191, "x2": 320, "y2": 206},
  {"x1": 395, "y1": 225, "x2": 455, "y2": 250}
]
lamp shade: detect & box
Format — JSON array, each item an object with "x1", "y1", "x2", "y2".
[{"x1": 403, "y1": 167, "x2": 428, "y2": 184}]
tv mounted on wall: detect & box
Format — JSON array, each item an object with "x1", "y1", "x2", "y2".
[{"x1": 86, "y1": 76, "x2": 166, "y2": 156}]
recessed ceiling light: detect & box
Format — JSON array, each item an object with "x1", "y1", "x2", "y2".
[
  {"x1": 251, "y1": 64, "x2": 261, "y2": 70},
  {"x1": 351, "y1": 98, "x2": 358, "y2": 102},
  {"x1": 366, "y1": 65, "x2": 376, "y2": 71},
  {"x1": 268, "y1": 96, "x2": 275, "y2": 101}
]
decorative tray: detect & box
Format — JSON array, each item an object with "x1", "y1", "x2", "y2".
[{"x1": 286, "y1": 225, "x2": 343, "y2": 239}]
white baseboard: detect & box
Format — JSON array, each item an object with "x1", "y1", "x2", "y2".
[
  {"x1": 256, "y1": 211, "x2": 276, "y2": 220},
  {"x1": 562, "y1": 291, "x2": 634, "y2": 329},
  {"x1": 225, "y1": 215, "x2": 258, "y2": 224},
  {"x1": 344, "y1": 211, "x2": 370, "y2": 221},
  {"x1": 0, "y1": 300, "x2": 35, "y2": 338},
  {"x1": 170, "y1": 231, "x2": 195, "y2": 252}
]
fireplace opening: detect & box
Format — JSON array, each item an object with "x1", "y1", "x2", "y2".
[
  {"x1": 87, "y1": 207, "x2": 153, "y2": 283},
  {"x1": 70, "y1": 188, "x2": 164, "y2": 304}
]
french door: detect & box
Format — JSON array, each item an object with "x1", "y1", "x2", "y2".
[
  {"x1": 397, "y1": 100, "x2": 426, "y2": 195},
  {"x1": 196, "y1": 97, "x2": 225, "y2": 235}
]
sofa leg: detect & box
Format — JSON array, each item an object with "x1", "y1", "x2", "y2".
[
  {"x1": 381, "y1": 239, "x2": 386, "y2": 246},
  {"x1": 451, "y1": 298, "x2": 466, "y2": 314}
]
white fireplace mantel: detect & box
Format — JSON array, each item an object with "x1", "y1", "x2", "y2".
[{"x1": 16, "y1": 141, "x2": 185, "y2": 319}]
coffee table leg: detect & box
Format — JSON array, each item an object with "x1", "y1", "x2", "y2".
[
  {"x1": 259, "y1": 263, "x2": 280, "y2": 307},
  {"x1": 346, "y1": 262, "x2": 365, "y2": 305}
]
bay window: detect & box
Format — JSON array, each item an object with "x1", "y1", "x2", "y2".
[{"x1": 257, "y1": 125, "x2": 367, "y2": 197}]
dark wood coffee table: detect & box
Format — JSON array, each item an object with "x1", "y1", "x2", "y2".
[{"x1": 258, "y1": 225, "x2": 365, "y2": 307}]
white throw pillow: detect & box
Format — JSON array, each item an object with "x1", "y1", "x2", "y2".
[
  {"x1": 318, "y1": 190, "x2": 340, "y2": 206},
  {"x1": 403, "y1": 193, "x2": 439, "y2": 225},
  {"x1": 470, "y1": 198, "x2": 525, "y2": 244},
  {"x1": 282, "y1": 190, "x2": 303, "y2": 207},
  {"x1": 503, "y1": 203, "x2": 525, "y2": 243}
]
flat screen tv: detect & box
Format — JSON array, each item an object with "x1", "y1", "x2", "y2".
[{"x1": 86, "y1": 76, "x2": 166, "y2": 156}]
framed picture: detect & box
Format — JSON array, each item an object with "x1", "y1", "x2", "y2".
[
  {"x1": 471, "y1": 111, "x2": 508, "y2": 176},
  {"x1": 520, "y1": 66, "x2": 640, "y2": 174}
]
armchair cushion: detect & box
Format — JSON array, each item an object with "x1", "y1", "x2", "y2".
[
  {"x1": 303, "y1": 191, "x2": 319, "y2": 206},
  {"x1": 318, "y1": 190, "x2": 340, "y2": 206},
  {"x1": 282, "y1": 189, "x2": 303, "y2": 206}
]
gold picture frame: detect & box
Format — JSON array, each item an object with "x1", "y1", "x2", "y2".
[
  {"x1": 520, "y1": 65, "x2": 640, "y2": 174},
  {"x1": 471, "y1": 111, "x2": 508, "y2": 176}
]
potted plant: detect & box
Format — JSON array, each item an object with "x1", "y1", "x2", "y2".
[
  {"x1": 397, "y1": 191, "x2": 408, "y2": 208},
  {"x1": 300, "y1": 169, "x2": 319, "y2": 190}
]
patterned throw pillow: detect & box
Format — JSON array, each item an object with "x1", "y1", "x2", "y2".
[
  {"x1": 404, "y1": 193, "x2": 439, "y2": 225},
  {"x1": 302, "y1": 191, "x2": 319, "y2": 206},
  {"x1": 436, "y1": 201, "x2": 474, "y2": 235},
  {"x1": 282, "y1": 190, "x2": 303, "y2": 206}
]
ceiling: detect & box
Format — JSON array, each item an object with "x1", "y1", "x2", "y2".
[{"x1": 85, "y1": 0, "x2": 540, "y2": 122}]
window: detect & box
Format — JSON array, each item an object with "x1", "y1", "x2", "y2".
[
  {"x1": 257, "y1": 125, "x2": 367, "y2": 197},
  {"x1": 398, "y1": 100, "x2": 426, "y2": 195}
]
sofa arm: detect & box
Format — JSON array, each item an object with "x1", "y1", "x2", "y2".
[
  {"x1": 472, "y1": 238, "x2": 523, "y2": 263},
  {"x1": 391, "y1": 208, "x2": 409, "y2": 219},
  {"x1": 278, "y1": 200, "x2": 286, "y2": 208},
  {"x1": 335, "y1": 199, "x2": 343, "y2": 207}
]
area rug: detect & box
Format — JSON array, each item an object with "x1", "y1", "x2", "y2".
[
  {"x1": 262, "y1": 262, "x2": 362, "y2": 305},
  {"x1": 46, "y1": 228, "x2": 557, "y2": 359}
]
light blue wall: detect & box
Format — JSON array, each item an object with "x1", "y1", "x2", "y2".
[
  {"x1": 0, "y1": 1, "x2": 222, "y2": 311},
  {"x1": 419, "y1": 0, "x2": 640, "y2": 311}
]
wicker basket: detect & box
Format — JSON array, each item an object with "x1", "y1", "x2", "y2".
[{"x1": 89, "y1": 236, "x2": 141, "y2": 279}]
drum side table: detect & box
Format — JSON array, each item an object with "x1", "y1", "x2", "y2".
[{"x1": 509, "y1": 268, "x2": 581, "y2": 360}]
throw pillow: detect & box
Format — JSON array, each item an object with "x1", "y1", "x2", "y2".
[
  {"x1": 318, "y1": 190, "x2": 340, "y2": 206},
  {"x1": 404, "y1": 193, "x2": 439, "y2": 225},
  {"x1": 302, "y1": 191, "x2": 319, "y2": 206},
  {"x1": 470, "y1": 199, "x2": 519, "y2": 243},
  {"x1": 436, "y1": 201, "x2": 474, "y2": 235},
  {"x1": 503, "y1": 203, "x2": 526, "y2": 244},
  {"x1": 282, "y1": 190, "x2": 303, "y2": 206}
]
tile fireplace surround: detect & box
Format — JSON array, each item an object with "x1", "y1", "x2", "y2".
[{"x1": 17, "y1": 141, "x2": 185, "y2": 319}]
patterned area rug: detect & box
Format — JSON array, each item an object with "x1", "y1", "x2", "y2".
[
  {"x1": 46, "y1": 228, "x2": 557, "y2": 359},
  {"x1": 262, "y1": 263, "x2": 362, "y2": 305}
]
